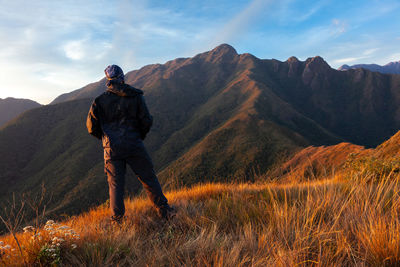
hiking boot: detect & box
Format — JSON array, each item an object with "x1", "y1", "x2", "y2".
[
  {"x1": 111, "y1": 215, "x2": 124, "y2": 225},
  {"x1": 157, "y1": 205, "x2": 176, "y2": 220}
]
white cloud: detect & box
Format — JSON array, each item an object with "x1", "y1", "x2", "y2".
[
  {"x1": 331, "y1": 19, "x2": 347, "y2": 35},
  {"x1": 63, "y1": 40, "x2": 85, "y2": 60},
  {"x1": 333, "y1": 57, "x2": 365, "y2": 64},
  {"x1": 288, "y1": 0, "x2": 330, "y2": 23},
  {"x1": 363, "y1": 48, "x2": 378, "y2": 56}
]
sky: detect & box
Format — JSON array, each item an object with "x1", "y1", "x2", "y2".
[{"x1": 0, "y1": 0, "x2": 399, "y2": 104}]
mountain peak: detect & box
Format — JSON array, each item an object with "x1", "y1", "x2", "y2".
[
  {"x1": 302, "y1": 56, "x2": 331, "y2": 84},
  {"x1": 384, "y1": 61, "x2": 400, "y2": 67},
  {"x1": 304, "y1": 56, "x2": 331, "y2": 72},
  {"x1": 210, "y1": 44, "x2": 238, "y2": 56},
  {"x1": 338, "y1": 64, "x2": 350, "y2": 71},
  {"x1": 286, "y1": 56, "x2": 301, "y2": 77},
  {"x1": 306, "y1": 56, "x2": 328, "y2": 65},
  {"x1": 196, "y1": 44, "x2": 239, "y2": 64},
  {"x1": 287, "y1": 56, "x2": 299, "y2": 63}
]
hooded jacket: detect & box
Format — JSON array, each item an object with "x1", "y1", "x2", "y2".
[{"x1": 86, "y1": 83, "x2": 153, "y2": 159}]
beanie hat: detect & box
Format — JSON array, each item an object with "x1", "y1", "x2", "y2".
[{"x1": 104, "y1": 64, "x2": 124, "y2": 87}]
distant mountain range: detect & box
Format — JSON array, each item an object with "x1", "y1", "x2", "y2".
[
  {"x1": 0, "y1": 97, "x2": 41, "y2": 127},
  {"x1": 338, "y1": 61, "x2": 400, "y2": 74},
  {"x1": 1, "y1": 44, "x2": 400, "y2": 229}
]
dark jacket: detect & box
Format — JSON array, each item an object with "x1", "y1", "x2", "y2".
[{"x1": 86, "y1": 83, "x2": 153, "y2": 159}]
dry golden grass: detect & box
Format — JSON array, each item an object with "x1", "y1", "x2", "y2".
[{"x1": 1, "y1": 169, "x2": 400, "y2": 266}]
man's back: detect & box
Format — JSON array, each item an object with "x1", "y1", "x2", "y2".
[{"x1": 87, "y1": 83, "x2": 153, "y2": 159}]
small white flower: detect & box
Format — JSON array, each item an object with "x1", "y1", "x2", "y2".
[
  {"x1": 23, "y1": 226, "x2": 35, "y2": 232},
  {"x1": 71, "y1": 244, "x2": 77, "y2": 249},
  {"x1": 52, "y1": 253, "x2": 57, "y2": 257},
  {"x1": 44, "y1": 226, "x2": 54, "y2": 231}
]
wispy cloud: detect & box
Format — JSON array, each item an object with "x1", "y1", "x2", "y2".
[
  {"x1": 283, "y1": 20, "x2": 348, "y2": 55},
  {"x1": 292, "y1": 0, "x2": 330, "y2": 22},
  {"x1": 353, "y1": 1, "x2": 400, "y2": 24},
  {"x1": 331, "y1": 19, "x2": 348, "y2": 35},
  {"x1": 333, "y1": 57, "x2": 365, "y2": 64},
  {"x1": 199, "y1": 0, "x2": 274, "y2": 51},
  {"x1": 363, "y1": 48, "x2": 378, "y2": 56}
]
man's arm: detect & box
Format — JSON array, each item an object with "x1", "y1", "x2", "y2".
[
  {"x1": 137, "y1": 95, "x2": 153, "y2": 140},
  {"x1": 86, "y1": 100, "x2": 102, "y2": 140}
]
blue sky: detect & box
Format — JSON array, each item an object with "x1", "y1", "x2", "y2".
[{"x1": 0, "y1": 0, "x2": 399, "y2": 104}]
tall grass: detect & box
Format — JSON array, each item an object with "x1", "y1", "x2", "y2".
[{"x1": 1, "y1": 170, "x2": 400, "y2": 266}]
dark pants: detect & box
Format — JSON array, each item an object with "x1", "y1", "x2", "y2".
[{"x1": 104, "y1": 149, "x2": 168, "y2": 218}]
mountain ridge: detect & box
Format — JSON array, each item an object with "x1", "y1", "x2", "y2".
[
  {"x1": 0, "y1": 97, "x2": 41, "y2": 127},
  {"x1": 338, "y1": 60, "x2": 400, "y2": 74}
]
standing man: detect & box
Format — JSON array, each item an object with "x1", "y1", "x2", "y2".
[{"x1": 86, "y1": 64, "x2": 174, "y2": 223}]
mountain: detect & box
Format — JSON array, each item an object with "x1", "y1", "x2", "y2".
[
  {"x1": 1, "y1": 44, "x2": 400, "y2": 229},
  {"x1": 52, "y1": 49, "x2": 400, "y2": 148},
  {"x1": 338, "y1": 61, "x2": 400, "y2": 74},
  {"x1": 278, "y1": 128, "x2": 400, "y2": 181},
  {"x1": 0, "y1": 97, "x2": 41, "y2": 127}
]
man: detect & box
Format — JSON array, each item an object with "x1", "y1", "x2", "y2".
[{"x1": 86, "y1": 64, "x2": 174, "y2": 223}]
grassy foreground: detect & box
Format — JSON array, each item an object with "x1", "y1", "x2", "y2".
[{"x1": 1, "y1": 170, "x2": 400, "y2": 266}]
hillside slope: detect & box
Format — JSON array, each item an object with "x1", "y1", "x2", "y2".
[
  {"x1": 0, "y1": 99, "x2": 150, "y2": 220},
  {"x1": 278, "y1": 128, "x2": 400, "y2": 181},
  {"x1": 0, "y1": 97, "x2": 41, "y2": 127}
]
